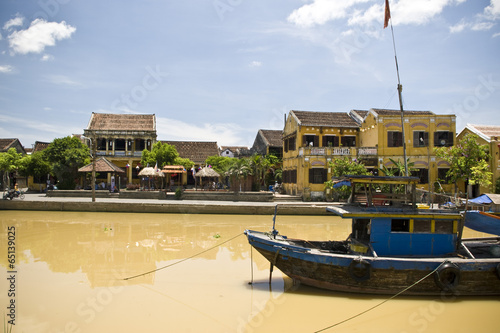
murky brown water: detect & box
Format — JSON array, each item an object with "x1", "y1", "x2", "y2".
[{"x1": 1, "y1": 211, "x2": 499, "y2": 333}]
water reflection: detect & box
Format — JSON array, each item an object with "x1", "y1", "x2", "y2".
[{"x1": 0, "y1": 211, "x2": 499, "y2": 333}]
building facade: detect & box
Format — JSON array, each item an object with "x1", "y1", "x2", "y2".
[
  {"x1": 282, "y1": 109, "x2": 456, "y2": 200},
  {"x1": 457, "y1": 124, "x2": 500, "y2": 196},
  {"x1": 83, "y1": 113, "x2": 157, "y2": 185}
]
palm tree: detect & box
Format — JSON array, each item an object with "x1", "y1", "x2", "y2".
[{"x1": 228, "y1": 158, "x2": 252, "y2": 192}]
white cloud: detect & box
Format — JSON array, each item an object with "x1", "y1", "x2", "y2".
[
  {"x1": 0, "y1": 65, "x2": 14, "y2": 73},
  {"x1": 249, "y1": 60, "x2": 262, "y2": 68},
  {"x1": 288, "y1": 0, "x2": 371, "y2": 27},
  {"x1": 3, "y1": 16, "x2": 24, "y2": 30},
  {"x1": 485, "y1": 0, "x2": 500, "y2": 19},
  {"x1": 450, "y1": 20, "x2": 468, "y2": 33},
  {"x1": 471, "y1": 21, "x2": 495, "y2": 31},
  {"x1": 41, "y1": 54, "x2": 54, "y2": 61},
  {"x1": 7, "y1": 19, "x2": 76, "y2": 55},
  {"x1": 288, "y1": 0, "x2": 467, "y2": 28}
]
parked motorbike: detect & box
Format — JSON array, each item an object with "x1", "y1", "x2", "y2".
[{"x1": 2, "y1": 189, "x2": 25, "y2": 200}]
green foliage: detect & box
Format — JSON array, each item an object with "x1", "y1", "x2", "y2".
[
  {"x1": 174, "y1": 157, "x2": 194, "y2": 170},
  {"x1": 19, "y1": 152, "x2": 51, "y2": 182},
  {"x1": 205, "y1": 155, "x2": 234, "y2": 175},
  {"x1": 495, "y1": 178, "x2": 500, "y2": 194},
  {"x1": 228, "y1": 158, "x2": 252, "y2": 192},
  {"x1": 141, "y1": 142, "x2": 177, "y2": 167},
  {"x1": 43, "y1": 136, "x2": 90, "y2": 189},
  {"x1": 141, "y1": 142, "x2": 194, "y2": 170},
  {"x1": 175, "y1": 186, "x2": 183, "y2": 200},
  {"x1": 324, "y1": 157, "x2": 369, "y2": 200},
  {"x1": 380, "y1": 158, "x2": 414, "y2": 177},
  {"x1": 328, "y1": 156, "x2": 370, "y2": 178},
  {"x1": 0, "y1": 148, "x2": 23, "y2": 188},
  {"x1": 435, "y1": 133, "x2": 492, "y2": 189}
]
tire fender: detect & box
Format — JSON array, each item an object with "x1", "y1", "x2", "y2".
[{"x1": 434, "y1": 262, "x2": 461, "y2": 292}]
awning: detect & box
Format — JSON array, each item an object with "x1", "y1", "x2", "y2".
[
  {"x1": 469, "y1": 194, "x2": 493, "y2": 205},
  {"x1": 78, "y1": 157, "x2": 126, "y2": 174},
  {"x1": 161, "y1": 165, "x2": 186, "y2": 174}
]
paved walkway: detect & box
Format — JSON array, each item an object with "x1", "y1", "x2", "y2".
[{"x1": 1, "y1": 193, "x2": 337, "y2": 215}]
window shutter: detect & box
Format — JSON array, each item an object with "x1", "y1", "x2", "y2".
[
  {"x1": 447, "y1": 132, "x2": 454, "y2": 146},
  {"x1": 302, "y1": 135, "x2": 307, "y2": 147},
  {"x1": 424, "y1": 132, "x2": 429, "y2": 146},
  {"x1": 313, "y1": 136, "x2": 319, "y2": 147}
]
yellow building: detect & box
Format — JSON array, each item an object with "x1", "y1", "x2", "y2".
[
  {"x1": 457, "y1": 124, "x2": 500, "y2": 197},
  {"x1": 282, "y1": 109, "x2": 456, "y2": 200},
  {"x1": 282, "y1": 110, "x2": 363, "y2": 199}
]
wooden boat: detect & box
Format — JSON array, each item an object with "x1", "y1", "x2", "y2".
[
  {"x1": 245, "y1": 176, "x2": 500, "y2": 295},
  {"x1": 464, "y1": 210, "x2": 500, "y2": 236}
]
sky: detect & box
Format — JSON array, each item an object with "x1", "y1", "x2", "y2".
[{"x1": 0, "y1": 0, "x2": 499, "y2": 149}]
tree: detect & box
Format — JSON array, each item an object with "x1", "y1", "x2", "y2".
[
  {"x1": 0, "y1": 148, "x2": 23, "y2": 189},
  {"x1": 205, "y1": 155, "x2": 234, "y2": 175},
  {"x1": 380, "y1": 158, "x2": 414, "y2": 177},
  {"x1": 141, "y1": 141, "x2": 179, "y2": 167},
  {"x1": 43, "y1": 136, "x2": 90, "y2": 190},
  {"x1": 435, "y1": 133, "x2": 492, "y2": 196},
  {"x1": 324, "y1": 157, "x2": 369, "y2": 200},
  {"x1": 19, "y1": 152, "x2": 52, "y2": 189},
  {"x1": 228, "y1": 158, "x2": 252, "y2": 192}
]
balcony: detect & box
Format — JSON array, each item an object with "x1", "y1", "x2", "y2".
[
  {"x1": 94, "y1": 150, "x2": 144, "y2": 158},
  {"x1": 298, "y1": 146, "x2": 377, "y2": 157}
]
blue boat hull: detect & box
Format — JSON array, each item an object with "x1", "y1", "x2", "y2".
[
  {"x1": 245, "y1": 230, "x2": 500, "y2": 296},
  {"x1": 464, "y1": 211, "x2": 500, "y2": 236}
]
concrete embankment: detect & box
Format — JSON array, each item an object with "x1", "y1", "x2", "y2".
[{"x1": 0, "y1": 193, "x2": 334, "y2": 215}]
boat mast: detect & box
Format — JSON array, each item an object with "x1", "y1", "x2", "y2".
[{"x1": 385, "y1": 0, "x2": 408, "y2": 176}]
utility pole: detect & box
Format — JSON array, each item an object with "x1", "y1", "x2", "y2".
[{"x1": 91, "y1": 135, "x2": 96, "y2": 202}]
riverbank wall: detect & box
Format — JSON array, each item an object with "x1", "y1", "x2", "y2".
[{"x1": 0, "y1": 192, "x2": 333, "y2": 215}]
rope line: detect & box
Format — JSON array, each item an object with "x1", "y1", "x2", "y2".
[
  {"x1": 313, "y1": 260, "x2": 449, "y2": 333},
  {"x1": 123, "y1": 232, "x2": 244, "y2": 281}
]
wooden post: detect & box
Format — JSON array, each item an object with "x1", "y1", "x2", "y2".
[{"x1": 91, "y1": 135, "x2": 96, "y2": 202}]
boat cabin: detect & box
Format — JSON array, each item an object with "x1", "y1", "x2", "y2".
[{"x1": 329, "y1": 176, "x2": 462, "y2": 257}]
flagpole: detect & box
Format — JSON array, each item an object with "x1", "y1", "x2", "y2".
[{"x1": 385, "y1": 0, "x2": 408, "y2": 176}]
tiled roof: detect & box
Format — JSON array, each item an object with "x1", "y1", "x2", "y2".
[
  {"x1": 0, "y1": 138, "x2": 25, "y2": 154},
  {"x1": 78, "y1": 157, "x2": 126, "y2": 173},
  {"x1": 0, "y1": 138, "x2": 17, "y2": 152},
  {"x1": 370, "y1": 108, "x2": 435, "y2": 116},
  {"x1": 33, "y1": 141, "x2": 50, "y2": 153},
  {"x1": 162, "y1": 141, "x2": 219, "y2": 164},
  {"x1": 258, "y1": 130, "x2": 283, "y2": 147},
  {"x1": 468, "y1": 124, "x2": 500, "y2": 140},
  {"x1": 220, "y1": 146, "x2": 251, "y2": 157},
  {"x1": 291, "y1": 110, "x2": 360, "y2": 128},
  {"x1": 86, "y1": 113, "x2": 156, "y2": 131}
]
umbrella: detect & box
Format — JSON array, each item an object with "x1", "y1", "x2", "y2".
[
  {"x1": 138, "y1": 167, "x2": 164, "y2": 177},
  {"x1": 195, "y1": 167, "x2": 220, "y2": 178},
  {"x1": 195, "y1": 167, "x2": 220, "y2": 190},
  {"x1": 138, "y1": 167, "x2": 164, "y2": 190}
]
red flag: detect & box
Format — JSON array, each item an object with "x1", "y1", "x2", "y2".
[{"x1": 384, "y1": 0, "x2": 391, "y2": 29}]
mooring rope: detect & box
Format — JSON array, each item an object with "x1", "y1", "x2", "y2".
[
  {"x1": 313, "y1": 260, "x2": 449, "y2": 333},
  {"x1": 123, "y1": 232, "x2": 244, "y2": 281}
]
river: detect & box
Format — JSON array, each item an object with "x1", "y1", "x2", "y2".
[{"x1": 0, "y1": 211, "x2": 499, "y2": 333}]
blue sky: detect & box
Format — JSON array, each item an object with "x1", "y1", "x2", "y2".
[{"x1": 0, "y1": 0, "x2": 499, "y2": 148}]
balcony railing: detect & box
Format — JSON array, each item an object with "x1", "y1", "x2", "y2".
[
  {"x1": 94, "y1": 150, "x2": 144, "y2": 157},
  {"x1": 298, "y1": 147, "x2": 377, "y2": 157}
]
